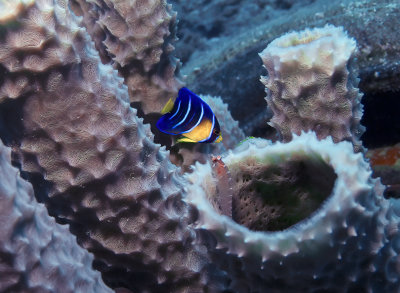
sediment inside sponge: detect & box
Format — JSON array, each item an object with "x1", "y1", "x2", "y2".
[{"x1": 228, "y1": 154, "x2": 337, "y2": 231}]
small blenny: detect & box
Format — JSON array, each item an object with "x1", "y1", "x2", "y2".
[
  {"x1": 156, "y1": 87, "x2": 222, "y2": 143},
  {"x1": 211, "y1": 155, "x2": 233, "y2": 217}
]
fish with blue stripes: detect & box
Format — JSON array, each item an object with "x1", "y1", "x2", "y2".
[{"x1": 156, "y1": 87, "x2": 223, "y2": 143}]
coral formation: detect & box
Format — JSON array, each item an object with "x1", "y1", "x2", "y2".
[
  {"x1": 0, "y1": 138, "x2": 112, "y2": 292},
  {"x1": 368, "y1": 145, "x2": 400, "y2": 167},
  {"x1": 259, "y1": 25, "x2": 364, "y2": 151},
  {"x1": 0, "y1": 0, "x2": 400, "y2": 292},
  {"x1": 367, "y1": 145, "x2": 400, "y2": 197}
]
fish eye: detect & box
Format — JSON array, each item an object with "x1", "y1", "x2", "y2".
[{"x1": 213, "y1": 129, "x2": 220, "y2": 135}]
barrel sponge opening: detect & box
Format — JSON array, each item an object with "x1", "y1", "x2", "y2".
[
  {"x1": 181, "y1": 133, "x2": 391, "y2": 291},
  {"x1": 229, "y1": 152, "x2": 337, "y2": 231},
  {"x1": 261, "y1": 25, "x2": 356, "y2": 70},
  {"x1": 277, "y1": 30, "x2": 323, "y2": 47},
  {"x1": 274, "y1": 25, "x2": 353, "y2": 48}
]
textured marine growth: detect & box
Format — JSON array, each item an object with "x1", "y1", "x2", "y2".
[
  {"x1": 0, "y1": 0, "x2": 400, "y2": 292},
  {"x1": 0, "y1": 138, "x2": 112, "y2": 293},
  {"x1": 0, "y1": 0, "x2": 209, "y2": 291},
  {"x1": 70, "y1": 0, "x2": 183, "y2": 115},
  {"x1": 186, "y1": 132, "x2": 398, "y2": 292},
  {"x1": 260, "y1": 25, "x2": 364, "y2": 151}
]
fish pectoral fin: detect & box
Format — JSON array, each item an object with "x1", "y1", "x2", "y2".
[
  {"x1": 176, "y1": 136, "x2": 198, "y2": 143},
  {"x1": 161, "y1": 98, "x2": 175, "y2": 114}
]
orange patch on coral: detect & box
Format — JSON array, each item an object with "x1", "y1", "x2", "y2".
[{"x1": 367, "y1": 145, "x2": 400, "y2": 166}]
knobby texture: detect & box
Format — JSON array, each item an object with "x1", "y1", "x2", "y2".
[
  {"x1": 0, "y1": 0, "x2": 213, "y2": 292},
  {"x1": 186, "y1": 132, "x2": 400, "y2": 292},
  {"x1": 0, "y1": 137, "x2": 112, "y2": 292},
  {"x1": 1, "y1": 1, "x2": 400, "y2": 292},
  {"x1": 260, "y1": 25, "x2": 364, "y2": 152},
  {"x1": 177, "y1": 0, "x2": 400, "y2": 135},
  {"x1": 70, "y1": 0, "x2": 183, "y2": 115}
]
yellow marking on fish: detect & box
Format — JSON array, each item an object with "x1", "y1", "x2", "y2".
[
  {"x1": 176, "y1": 137, "x2": 198, "y2": 143},
  {"x1": 215, "y1": 135, "x2": 223, "y2": 143},
  {"x1": 161, "y1": 98, "x2": 175, "y2": 114},
  {"x1": 183, "y1": 119, "x2": 213, "y2": 142}
]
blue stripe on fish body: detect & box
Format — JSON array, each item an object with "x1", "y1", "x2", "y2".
[
  {"x1": 156, "y1": 87, "x2": 221, "y2": 143},
  {"x1": 157, "y1": 88, "x2": 195, "y2": 134},
  {"x1": 182, "y1": 103, "x2": 204, "y2": 134},
  {"x1": 201, "y1": 115, "x2": 221, "y2": 143},
  {"x1": 173, "y1": 95, "x2": 192, "y2": 128},
  {"x1": 169, "y1": 100, "x2": 181, "y2": 119},
  {"x1": 158, "y1": 87, "x2": 207, "y2": 133}
]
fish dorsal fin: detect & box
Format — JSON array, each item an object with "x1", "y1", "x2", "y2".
[
  {"x1": 176, "y1": 136, "x2": 198, "y2": 143},
  {"x1": 161, "y1": 98, "x2": 175, "y2": 114}
]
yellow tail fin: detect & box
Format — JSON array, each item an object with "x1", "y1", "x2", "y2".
[{"x1": 161, "y1": 98, "x2": 175, "y2": 114}]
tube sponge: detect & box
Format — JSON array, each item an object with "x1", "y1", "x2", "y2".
[
  {"x1": 1, "y1": 2, "x2": 399, "y2": 292},
  {"x1": 70, "y1": 0, "x2": 183, "y2": 114},
  {"x1": 0, "y1": 1, "x2": 209, "y2": 291},
  {"x1": 0, "y1": 139, "x2": 112, "y2": 292},
  {"x1": 186, "y1": 132, "x2": 395, "y2": 292},
  {"x1": 260, "y1": 25, "x2": 365, "y2": 151}
]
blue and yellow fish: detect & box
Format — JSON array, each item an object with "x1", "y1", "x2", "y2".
[{"x1": 156, "y1": 87, "x2": 222, "y2": 143}]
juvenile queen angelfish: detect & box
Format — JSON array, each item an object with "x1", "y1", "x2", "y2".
[{"x1": 156, "y1": 87, "x2": 223, "y2": 143}]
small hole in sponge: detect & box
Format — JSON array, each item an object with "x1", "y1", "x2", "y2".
[{"x1": 230, "y1": 155, "x2": 337, "y2": 232}]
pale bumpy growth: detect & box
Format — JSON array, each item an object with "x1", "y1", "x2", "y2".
[
  {"x1": 201, "y1": 94, "x2": 246, "y2": 149},
  {"x1": 2, "y1": 2, "x2": 400, "y2": 292},
  {"x1": 0, "y1": 138, "x2": 112, "y2": 292},
  {"x1": 260, "y1": 25, "x2": 365, "y2": 151},
  {"x1": 0, "y1": 1, "x2": 209, "y2": 292},
  {"x1": 187, "y1": 132, "x2": 398, "y2": 292},
  {"x1": 70, "y1": 0, "x2": 183, "y2": 114}
]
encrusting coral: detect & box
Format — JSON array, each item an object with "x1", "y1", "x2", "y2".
[{"x1": 1, "y1": 0, "x2": 400, "y2": 292}]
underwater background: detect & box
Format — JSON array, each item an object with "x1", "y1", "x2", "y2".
[{"x1": 0, "y1": 0, "x2": 399, "y2": 292}]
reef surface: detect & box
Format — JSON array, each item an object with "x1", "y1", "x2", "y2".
[
  {"x1": 171, "y1": 0, "x2": 400, "y2": 139},
  {"x1": 171, "y1": 0, "x2": 400, "y2": 194},
  {"x1": 0, "y1": 0, "x2": 400, "y2": 292}
]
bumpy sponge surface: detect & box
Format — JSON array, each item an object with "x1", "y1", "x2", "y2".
[
  {"x1": 0, "y1": 1, "x2": 208, "y2": 292},
  {"x1": 186, "y1": 132, "x2": 397, "y2": 292},
  {"x1": 0, "y1": 138, "x2": 112, "y2": 293},
  {"x1": 70, "y1": 0, "x2": 183, "y2": 114},
  {"x1": 260, "y1": 25, "x2": 364, "y2": 151}
]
